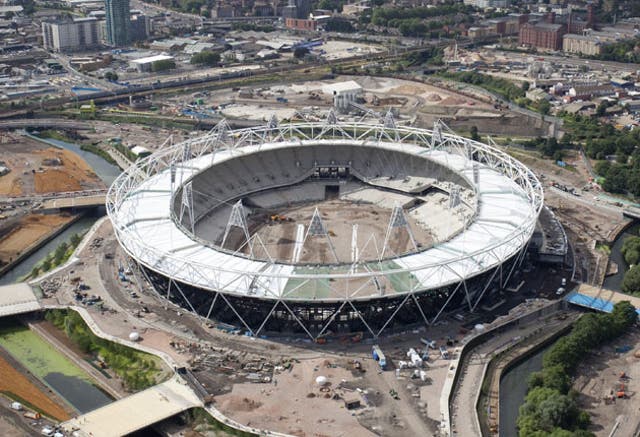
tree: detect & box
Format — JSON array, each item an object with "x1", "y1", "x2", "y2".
[
  {"x1": 538, "y1": 99, "x2": 551, "y2": 115},
  {"x1": 151, "y1": 59, "x2": 176, "y2": 72},
  {"x1": 621, "y1": 236, "x2": 640, "y2": 265},
  {"x1": 470, "y1": 126, "x2": 480, "y2": 142},
  {"x1": 610, "y1": 301, "x2": 638, "y2": 329},
  {"x1": 70, "y1": 233, "x2": 82, "y2": 247},
  {"x1": 104, "y1": 71, "x2": 118, "y2": 82},
  {"x1": 325, "y1": 18, "x2": 355, "y2": 33},
  {"x1": 54, "y1": 242, "x2": 68, "y2": 264},
  {"x1": 293, "y1": 47, "x2": 309, "y2": 59},
  {"x1": 542, "y1": 365, "x2": 571, "y2": 394},
  {"x1": 190, "y1": 51, "x2": 220, "y2": 66},
  {"x1": 521, "y1": 81, "x2": 530, "y2": 91}
]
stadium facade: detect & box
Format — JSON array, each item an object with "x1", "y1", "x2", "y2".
[{"x1": 107, "y1": 113, "x2": 543, "y2": 340}]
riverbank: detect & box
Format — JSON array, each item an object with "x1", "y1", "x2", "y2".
[
  {"x1": 479, "y1": 315, "x2": 576, "y2": 436},
  {"x1": 0, "y1": 317, "x2": 111, "y2": 415},
  {"x1": 0, "y1": 212, "x2": 85, "y2": 279}
]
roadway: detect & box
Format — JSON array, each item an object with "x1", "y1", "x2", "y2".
[
  {"x1": 494, "y1": 50, "x2": 640, "y2": 74},
  {"x1": 0, "y1": 118, "x2": 93, "y2": 130}
]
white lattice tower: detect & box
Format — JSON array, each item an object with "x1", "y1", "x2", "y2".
[
  {"x1": 267, "y1": 114, "x2": 278, "y2": 129},
  {"x1": 302, "y1": 207, "x2": 339, "y2": 262},
  {"x1": 432, "y1": 120, "x2": 443, "y2": 148},
  {"x1": 169, "y1": 162, "x2": 176, "y2": 193},
  {"x1": 221, "y1": 200, "x2": 253, "y2": 256},
  {"x1": 383, "y1": 108, "x2": 397, "y2": 130},
  {"x1": 179, "y1": 181, "x2": 195, "y2": 234},
  {"x1": 326, "y1": 108, "x2": 338, "y2": 125},
  {"x1": 473, "y1": 161, "x2": 480, "y2": 185},
  {"x1": 449, "y1": 186, "x2": 461, "y2": 209},
  {"x1": 381, "y1": 203, "x2": 417, "y2": 260}
]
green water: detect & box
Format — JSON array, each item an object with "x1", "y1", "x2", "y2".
[
  {"x1": 0, "y1": 324, "x2": 86, "y2": 380},
  {"x1": 0, "y1": 322, "x2": 112, "y2": 413}
]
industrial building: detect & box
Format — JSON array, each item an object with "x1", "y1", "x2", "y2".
[{"x1": 321, "y1": 80, "x2": 363, "y2": 112}]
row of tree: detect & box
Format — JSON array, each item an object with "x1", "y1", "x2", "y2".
[
  {"x1": 370, "y1": 2, "x2": 472, "y2": 26},
  {"x1": 518, "y1": 302, "x2": 638, "y2": 436},
  {"x1": 591, "y1": 37, "x2": 640, "y2": 64},
  {"x1": 438, "y1": 70, "x2": 525, "y2": 102},
  {"x1": 46, "y1": 309, "x2": 161, "y2": 391}
]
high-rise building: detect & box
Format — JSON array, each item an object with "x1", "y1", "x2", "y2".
[
  {"x1": 42, "y1": 17, "x2": 100, "y2": 52},
  {"x1": 105, "y1": 0, "x2": 130, "y2": 46}
]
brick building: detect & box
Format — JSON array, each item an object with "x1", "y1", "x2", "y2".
[
  {"x1": 285, "y1": 17, "x2": 317, "y2": 30},
  {"x1": 519, "y1": 20, "x2": 566, "y2": 50}
]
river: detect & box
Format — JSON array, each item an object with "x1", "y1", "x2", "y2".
[
  {"x1": 0, "y1": 321, "x2": 112, "y2": 413},
  {"x1": 0, "y1": 136, "x2": 122, "y2": 285},
  {"x1": 603, "y1": 222, "x2": 640, "y2": 292},
  {"x1": 499, "y1": 345, "x2": 550, "y2": 437}
]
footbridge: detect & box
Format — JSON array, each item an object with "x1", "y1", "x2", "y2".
[
  {"x1": 61, "y1": 375, "x2": 202, "y2": 437},
  {"x1": 565, "y1": 284, "x2": 640, "y2": 316},
  {"x1": 39, "y1": 193, "x2": 106, "y2": 210},
  {"x1": 0, "y1": 283, "x2": 41, "y2": 318}
]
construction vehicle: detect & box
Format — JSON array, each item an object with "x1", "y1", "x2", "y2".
[
  {"x1": 372, "y1": 345, "x2": 387, "y2": 370},
  {"x1": 23, "y1": 411, "x2": 41, "y2": 420},
  {"x1": 270, "y1": 214, "x2": 292, "y2": 223}
]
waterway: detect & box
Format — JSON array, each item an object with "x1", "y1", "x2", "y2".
[
  {"x1": 0, "y1": 321, "x2": 112, "y2": 413},
  {"x1": 498, "y1": 345, "x2": 550, "y2": 437},
  {"x1": 0, "y1": 214, "x2": 97, "y2": 286},
  {"x1": 0, "y1": 135, "x2": 122, "y2": 285},
  {"x1": 603, "y1": 223, "x2": 640, "y2": 292}
]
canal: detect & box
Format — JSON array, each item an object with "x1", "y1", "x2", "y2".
[
  {"x1": 603, "y1": 222, "x2": 640, "y2": 292},
  {"x1": 0, "y1": 321, "x2": 112, "y2": 413},
  {"x1": 499, "y1": 345, "x2": 551, "y2": 437},
  {"x1": 0, "y1": 136, "x2": 122, "y2": 285}
]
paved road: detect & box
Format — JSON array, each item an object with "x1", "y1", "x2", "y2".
[{"x1": 493, "y1": 50, "x2": 640, "y2": 74}]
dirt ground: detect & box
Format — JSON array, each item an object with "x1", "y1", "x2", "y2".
[
  {"x1": 0, "y1": 213, "x2": 76, "y2": 267},
  {"x1": 0, "y1": 415, "x2": 25, "y2": 437},
  {"x1": 573, "y1": 329, "x2": 640, "y2": 437},
  {"x1": 247, "y1": 200, "x2": 431, "y2": 264},
  {"x1": 0, "y1": 135, "x2": 103, "y2": 196},
  {"x1": 214, "y1": 357, "x2": 376, "y2": 437}
]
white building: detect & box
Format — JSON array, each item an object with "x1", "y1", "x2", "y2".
[
  {"x1": 463, "y1": 0, "x2": 509, "y2": 9},
  {"x1": 42, "y1": 17, "x2": 101, "y2": 53},
  {"x1": 322, "y1": 80, "x2": 363, "y2": 112},
  {"x1": 130, "y1": 54, "x2": 174, "y2": 73}
]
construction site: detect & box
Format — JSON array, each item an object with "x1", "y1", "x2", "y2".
[{"x1": 0, "y1": 67, "x2": 639, "y2": 437}]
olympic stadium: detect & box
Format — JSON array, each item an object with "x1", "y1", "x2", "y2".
[{"x1": 106, "y1": 112, "x2": 543, "y2": 340}]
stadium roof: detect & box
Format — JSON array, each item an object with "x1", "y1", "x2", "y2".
[{"x1": 110, "y1": 123, "x2": 539, "y2": 302}]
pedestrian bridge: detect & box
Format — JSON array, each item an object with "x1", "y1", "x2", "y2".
[
  {"x1": 565, "y1": 284, "x2": 640, "y2": 316},
  {"x1": 0, "y1": 283, "x2": 41, "y2": 318},
  {"x1": 40, "y1": 193, "x2": 106, "y2": 210},
  {"x1": 61, "y1": 375, "x2": 203, "y2": 437}
]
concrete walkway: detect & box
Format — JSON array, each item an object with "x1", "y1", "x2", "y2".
[{"x1": 61, "y1": 375, "x2": 201, "y2": 437}]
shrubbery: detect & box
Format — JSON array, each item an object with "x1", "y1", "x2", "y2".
[
  {"x1": 517, "y1": 302, "x2": 637, "y2": 436},
  {"x1": 437, "y1": 71, "x2": 525, "y2": 101},
  {"x1": 45, "y1": 309, "x2": 163, "y2": 391}
]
